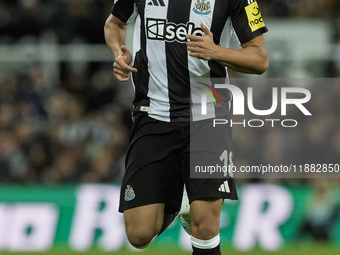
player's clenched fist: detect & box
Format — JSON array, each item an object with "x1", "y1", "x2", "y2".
[{"x1": 113, "y1": 45, "x2": 137, "y2": 82}]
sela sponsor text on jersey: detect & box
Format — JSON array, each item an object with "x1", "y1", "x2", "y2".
[{"x1": 146, "y1": 18, "x2": 203, "y2": 43}]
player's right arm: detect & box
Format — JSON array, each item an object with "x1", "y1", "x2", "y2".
[{"x1": 104, "y1": 14, "x2": 137, "y2": 82}]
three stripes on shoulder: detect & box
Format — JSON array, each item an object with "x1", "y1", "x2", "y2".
[{"x1": 148, "y1": 0, "x2": 165, "y2": 7}]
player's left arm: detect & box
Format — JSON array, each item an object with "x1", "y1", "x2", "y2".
[{"x1": 186, "y1": 23, "x2": 268, "y2": 75}]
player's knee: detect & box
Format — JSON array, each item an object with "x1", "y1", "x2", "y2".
[
  {"x1": 192, "y1": 224, "x2": 216, "y2": 240},
  {"x1": 191, "y1": 217, "x2": 219, "y2": 240},
  {"x1": 127, "y1": 235, "x2": 151, "y2": 249},
  {"x1": 126, "y1": 227, "x2": 157, "y2": 249}
]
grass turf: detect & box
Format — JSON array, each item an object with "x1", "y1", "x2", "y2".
[{"x1": 0, "y1": 244, "x2": 339, "y2": 255}]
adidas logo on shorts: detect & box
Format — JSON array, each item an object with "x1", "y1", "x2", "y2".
[{"x1": 218, "y1": 181, "x2": 230, "y2": 193}]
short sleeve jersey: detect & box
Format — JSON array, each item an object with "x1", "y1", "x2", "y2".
[{"x1": 112, "y1": 0, "x2": 268, "y2": 122}]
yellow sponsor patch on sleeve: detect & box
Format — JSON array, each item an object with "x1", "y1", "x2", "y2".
[{"x1": 245, "y1": 1, "x2": 265, "y2": 32}]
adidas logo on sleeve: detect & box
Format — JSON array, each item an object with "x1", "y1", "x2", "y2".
[{"x1": 148, "y1": 0, "x2": 165, "y2": 6}]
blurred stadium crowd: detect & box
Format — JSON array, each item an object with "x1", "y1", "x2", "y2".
[
  {"x1": 0, "y1": 0, "x2": 339, "y2": 184},
  {"x1": 0, "y1": 0, "x2": 339, "y2": 44}
]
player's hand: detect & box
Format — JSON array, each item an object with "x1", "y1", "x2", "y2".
[
  {"x1": 186, "y1": 23, "x2": 218, "y2": 61},
  {"x1": 113, "y1": 45, "x2": 137, "y2": 82}
]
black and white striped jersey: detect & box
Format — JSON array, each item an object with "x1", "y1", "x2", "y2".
[{"x1": 112, "y1": 0, "x2": 268, "y2": 122}]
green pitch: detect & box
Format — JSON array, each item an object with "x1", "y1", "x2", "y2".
[{"x1": 0, "y1": 244, "x2": 339, "y2": 255}]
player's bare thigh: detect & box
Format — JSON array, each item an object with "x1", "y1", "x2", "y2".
[
  {"x1": 190, "y1": 198, "x2": 223, "y2": 239},
  {"x1": 124, "y1": 203, "x2": 165, "y2": 248}
]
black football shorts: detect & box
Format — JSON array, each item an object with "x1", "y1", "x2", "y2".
[{"x1": 119, "y1": 113, "x2": 238, "y2": 214}]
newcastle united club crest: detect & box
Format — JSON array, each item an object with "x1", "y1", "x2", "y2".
[
  {"x1": 124, "y1": 185, "x2": 135, "y2": 201},
  {"x1": 193, "y1": 0, "x2": 211, "y2": 15}
]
